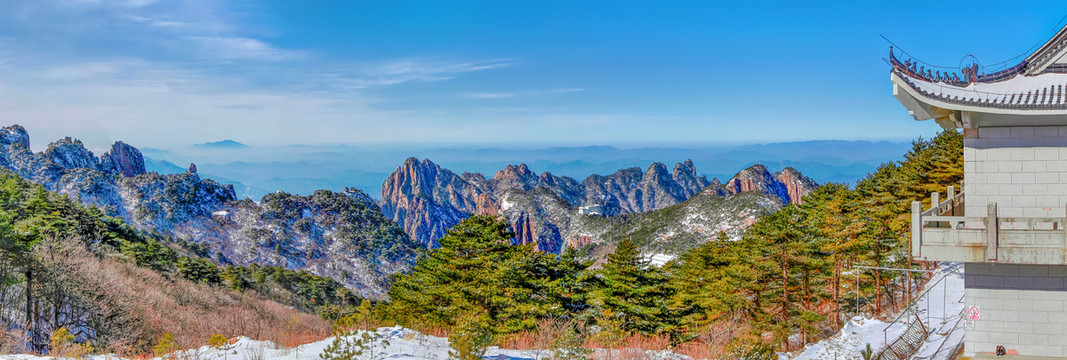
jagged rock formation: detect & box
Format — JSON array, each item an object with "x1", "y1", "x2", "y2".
[
  {"x1": 381, "y1": 158, "x2": 817, "y2": 253},
  {"x1": 775, "y1": 167, "x2": 819, "y2": 205},
  {"x1": 0, "y1": 125, "x2": 419, "y2": 299},
  {"x1": 100, "y1": 141, "x2": 147, "y2": 178},
  {"x1": 722, "y1": 164, "x2": 818, "y2": 205}
]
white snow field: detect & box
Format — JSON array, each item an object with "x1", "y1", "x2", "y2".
[{"x1": 787, "y1": 262, "x2": 965, "y2": 360}]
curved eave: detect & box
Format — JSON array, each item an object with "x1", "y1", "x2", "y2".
[{"x1": 891, "y1": 72, "x2": 1067, "y2": 129}]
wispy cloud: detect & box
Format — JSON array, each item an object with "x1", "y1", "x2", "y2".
[
  {"x1": 466, "y1": 88, "x2": 585, "y2": 99},
  {"x1": 319, "y1": 58, "x2": 517, "y2": 89},
  {"x1": 468, "y1": 92, "x2": 523, "y2": 99},
  {"x1": 186, "y1": 36, "x2": 303, "y2": 61},
  {"x1": 124, "y1": 14, "x2": 193, "y2": 29}
]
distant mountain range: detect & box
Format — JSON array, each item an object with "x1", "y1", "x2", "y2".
[
  {"x1": 379, "y1": 158, "x2": 817, "y2": 255},
  {"x1": 135, "y1": 140, "x2": 910, "y2": 202},
  {"x1": 194, "y1": 139, "x2": 249, "y2": 149}
]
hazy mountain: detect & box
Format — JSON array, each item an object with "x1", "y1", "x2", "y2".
[
  {"x1": 136, "y1": 140, "x2": 910, "y2": 201},
  {"x1": 194, "y1": 140, "x2": 249, "y2": 149}
]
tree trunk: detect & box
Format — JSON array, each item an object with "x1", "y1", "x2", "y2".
[
  {"x1": 24, "y1": 268, "x2": 32, "y2": 349},
  {"x1": 874, "y1": 270, "x2": 881, "y2": 314},
  {"x1": 833, "y1": 258, "x2": 841, "y2": 328}
]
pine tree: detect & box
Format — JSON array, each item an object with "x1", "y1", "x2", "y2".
[
  {"x1": 587, "y1": 238, "x2": 673, "y2": 335},
  {"x1": 668, "y1": 234, "x2": 752, "y2": 337},
  {"x1": 385, "y1": 214, "x2": 581, "y2": 333}
]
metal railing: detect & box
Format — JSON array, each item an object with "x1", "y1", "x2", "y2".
[{"x1": 876, "y1": 265, "x2": 962, "y2": 360}]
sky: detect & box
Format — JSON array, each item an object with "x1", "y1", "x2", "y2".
[{"x1": 2, "y1": 1, "x2": 1066, "y2": 152}]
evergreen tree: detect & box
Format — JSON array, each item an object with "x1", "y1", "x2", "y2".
[
  {"x1": 587, "y1": 238, "x2": 674, "y2": 335},
  {"x1": 385, "y1": 214, "x2": 583, "y2": 333},
  {"x1": 668, "y1": 233, "x2": 752, "y2": 337}
]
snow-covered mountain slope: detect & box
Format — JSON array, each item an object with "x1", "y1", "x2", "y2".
[{"x1": 0, "y1": 124, "x2": 421, "y2": 299}]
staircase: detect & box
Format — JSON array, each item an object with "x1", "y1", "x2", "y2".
[{"x1": 877, "y1": 314, "x2": 930, "y2": 360}]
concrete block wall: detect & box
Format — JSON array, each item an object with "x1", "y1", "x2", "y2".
[
  {"x1": 964, "y1": 263, "x2": 1067, "y2": 357},
  {"x1": 964, "y1": 126, "x2": 1067, "y2": 218}
]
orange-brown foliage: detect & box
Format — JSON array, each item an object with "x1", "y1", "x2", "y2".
[{"x1": 43, "y1": 241, "x2": 330, "y2": 356}]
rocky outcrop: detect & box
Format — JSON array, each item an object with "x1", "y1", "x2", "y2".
[
  {"x1": 100, "y1": 141, "x2": 146, "y2": 177},
  {"x1": 381, "y1": 158, "x2": 494, "y2": 245},
  {"x1": 0, "y1": 124, "x2": 419, "y2": 299},
  {"x1": 775, "y1": 167, "x2": 818, "y2": 205},
  {"x1": 721, "y1": 164, "x2": 817, "y2": 205},
  {"x1": 45, "y1": 137, "x2": 101, "y2": 171},
  {"x1": 0, "y1": 125, "x2": 29, "y2": 150}
]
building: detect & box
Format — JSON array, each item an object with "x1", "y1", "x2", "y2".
[
  {"x1": 892, "y1": 24, "x2": 1067, "y2": 359},
  {"x1": 577, "y1": 204, "x2": 603, "y2": 216}
]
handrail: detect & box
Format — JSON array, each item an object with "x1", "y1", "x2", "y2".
[{"x1": 877, "y1": 265, "x2": 962, "y2": 360}]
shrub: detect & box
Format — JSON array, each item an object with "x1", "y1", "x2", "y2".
[
  {"x1": 448, "y1": 313, "x2": 495, "y2": 360},
  {"x1": 49, "y1": 327, "x2": 94, "y2": 359},
  {"x1": 153, "y1": 333, "x2": 179, "y2": 357},
  {"x1": 208, "y1": 334, "x2": 228, "y2": 349},
  {"x1": 724, "y1": 338, "x2": 775, "y2": 360},
  {"x1": 550, "y1": 321, "x2": 591, "y2": 360},
  {"x1": 860, "y1": 343, "x2": 875, "y2": 360},
  {"x1": 318, "y1": 329, "x2": 390, "y2": 360}
]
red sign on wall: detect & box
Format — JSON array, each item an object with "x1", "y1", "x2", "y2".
[{"x1": 968, "y1": 306, "x2": 980, "y2": 320}]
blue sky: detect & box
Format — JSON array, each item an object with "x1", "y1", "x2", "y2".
[{"x1": 2, "y1": 1, "x2": 1066, "y2": 151}]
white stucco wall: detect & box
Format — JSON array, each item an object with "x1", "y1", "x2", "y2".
[
  {"x1": 964, "y1": 126, "x2": 1067, "y2": 218},
  {"x1": 964, "y1": 263, "x2": 1067, "y2": 357}
]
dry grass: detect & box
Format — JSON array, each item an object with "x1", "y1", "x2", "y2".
[
  {"x1": 0, "y1": 329, "x2": 29, "y2": 354},
  {"x1": 38, "y1": 240, "x2": 330, "y2": 356}
]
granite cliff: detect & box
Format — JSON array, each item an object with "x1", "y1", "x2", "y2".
[{"x1": 381, "y1": 157, "x2": 817, "y2": 253}]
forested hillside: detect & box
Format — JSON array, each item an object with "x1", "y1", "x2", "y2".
[
  {"x1": 0, "y1": 125, "x2": 422, "y2": 299},
  {"x1": 0, "y1": 169, "x2": 373, "y2": 354},
  {"x1": 374, "y1": 130, "x2": 963, "y2": 356}
]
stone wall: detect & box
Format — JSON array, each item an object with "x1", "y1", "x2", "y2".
[
  {"x1": 964, "y1": 126, "x2": 1067, "y2": 218},
  {"x1": 964, "y1": 263, "x2": 1067, "y2": 357}
]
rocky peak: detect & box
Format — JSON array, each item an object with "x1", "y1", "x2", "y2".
[
  {"x1": 644, "y1": 162, "x2": 670, "y2": 179},
  {"x1": 342, "y1": 187, "x2": 379, "y2": 209},
  {"x1": 725, "y1": 164, "x2": 777, "y2": 194},
  {"x1": 45, "y1": 137, "x2": 100, "y2": 171},
  {"x1": 673, "y1": 159, "x2": 696, "y2": 177},
  {"x1": 537, "y1": 171, "x2": 557, "y2": 187},
  {"x1": 495, "y1": 163, "x2": 535, "y2": 180},
  {"x1": 774, "y1": 167, "x2": 818, "y2": 205},
  {"x1": 670, "y1": 159, "x2": 711, "y2": 198},
  {"x1": 724, "y1": 164, "x2": 817, "y2": 205},
  {"x1": 493, "y1": 163, "x2": 538, "y2": 190},
  {"x1": 0, "y1": 125, "x2": 30, "y2": 150},
  {"x1": 100, "y1": 141, "x2": 146, "y2": 178}
]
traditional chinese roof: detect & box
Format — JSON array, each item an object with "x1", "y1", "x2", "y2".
[{"x1": 890, "y1": 24, "x2": 1067, "y2": 127}]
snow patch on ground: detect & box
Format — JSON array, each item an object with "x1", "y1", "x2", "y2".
[
  {"x1": 0, "y1": 326, "x2": 690, "y2": 360},
  {"x1": 643, "y1": 253, "x2": 676, "y2": 267}
]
